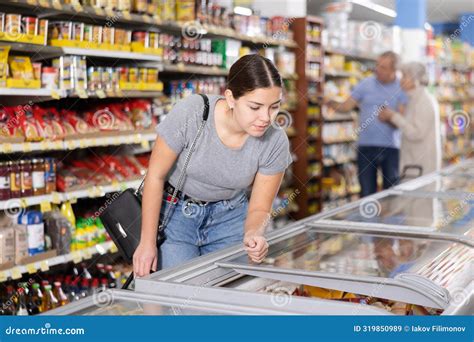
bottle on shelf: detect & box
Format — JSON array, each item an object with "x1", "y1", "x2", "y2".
[
  {"x1": 28, "y1": 283, "x2": 43, "y2": 315},
  {"x1": 41, "y1": 284, "x2": 59, "y2": 312},
  {"x1": 16, "y1": 283, "x2": 29, "y2": 316},
  {"x1": 53, "y1": 282, "x2": 70, "y2": 307}
]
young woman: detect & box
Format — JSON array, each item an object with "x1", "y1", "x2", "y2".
[{"x1": 133, "y1": 54, "x2": 293, "y2": 277}]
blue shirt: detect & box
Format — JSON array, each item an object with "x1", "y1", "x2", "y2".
[{"x1": 351, "y1": 76, "x2": 408, "y2": 148}]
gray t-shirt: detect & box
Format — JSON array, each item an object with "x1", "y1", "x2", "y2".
[{"x1": 156, "y1": 94, "x2": 293, "y2": 202}]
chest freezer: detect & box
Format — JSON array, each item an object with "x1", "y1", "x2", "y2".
[
  {"x1": 316, "y1": 191, "x2": 473, "y2": 246},
  {"x1": 135, "y1": 223, "x2": 473, "y2": 316},
  {"x1": 42, "y1": 288, "x2": 314, "y2": 315},
  {"x1": 405, "y1": 175, "x2": 474, "y2": 197}
]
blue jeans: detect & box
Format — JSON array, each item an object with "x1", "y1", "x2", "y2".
[
  {"x1": 158, "y1": 191, "x2": 248, "y2": 270},
  {"x1": 357, "y1": 146, "x2": 399, "y2": 197}
]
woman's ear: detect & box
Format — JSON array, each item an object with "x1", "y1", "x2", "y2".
[{"x1": 224, "y1": 89, "x2": 235, "y2": 109}]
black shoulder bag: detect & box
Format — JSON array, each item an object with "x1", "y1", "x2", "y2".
[{"x1": 99, "y1": 94, "x2": 210, "y2": 288}]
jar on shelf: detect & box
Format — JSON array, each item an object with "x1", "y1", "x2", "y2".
[
  {"x1": 32, "y1": 158, "x2": 46, "y2": 196},
  {"x1": 44, "y1": 158, "x2": 56, "y2": 194},
  {"x1": 9, "y1": 161, "x2": 21, "y2": 198},
  {"x1": 0, "y1": 162, "x2": 11, "y2": 200},
  {"x1": 22, "y1": 17, "x2": 37, "y2": 36},
  {"x1": 20, "y1": 160, "x2": 33, "y2": 197}
]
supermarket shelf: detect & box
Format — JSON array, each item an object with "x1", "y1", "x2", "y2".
[
  {"x1": 1, "y1": 132, "x2": 156, "y2": 154},
  {"x1": 61, "y1": 47, "x2": 163, "y2": 62},
  {"x1": 307, "y1": 76, "x2": 323, "y2": 83},
  {"x1": 323, "y1": 138, "x2": 356, "y2": 145},
  {"x1": 0, "y1": 241, "x2": 117, "y2": 281},
  {"x1": 162, "y1": 63, "x2": 227, "y2": 76},
  {"x1": 323, "y1": 113, "x2": 357, "y2": 122},
  {"x1": 68, "y1": 90, "x2": 164, "y2": 99},
  {"x1": 325, "y1": 70, "x2": 361, "y2": 78},
  {"x1": 306, "y1": 37, "x2": 322, "y2": 44},
  {"x1": 0, "y1": 41, "x2": 63, "y2": 61},
  {"x1": 0, "y1": 88, "x2": 65, "y2": 97},
  {"x1": 437, "y1": 97, "x2": 474, "y2": 103},
  {"x1": 323, "y1": 157, "x2": 357, "y2": 167},
  {"x1": 0, "y1": 179, "x2": 142, "y2": 210},
  {"x1": 3, "y1": 0, "x2": 297, "y2": 48},
  {"x1": 325, "y1": 48, "x2": 377, "y2": 62}
]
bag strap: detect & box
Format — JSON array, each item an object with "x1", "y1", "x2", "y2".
[{"x1": 137, "y1": 94, "x2": 210, "y2": 231}]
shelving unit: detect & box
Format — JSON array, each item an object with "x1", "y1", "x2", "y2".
[
  {"x1": 292, "y1": 16, "x2": 324, "y2": 219},
  {"x1": 0, "y1": 0, "x2": 301, "y2": 282}
]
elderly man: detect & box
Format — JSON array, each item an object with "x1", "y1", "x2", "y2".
[{"x1": 327, "y1": 51, "x2": 408, "y2": 197}]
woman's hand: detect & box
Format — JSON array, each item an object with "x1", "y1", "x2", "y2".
[
  {"x1": 133, "y1": 241, "x2": 158, "y2": 277},
  {"x1": 244, "y1": 233, "x2": 269, "y2": 263},
  {"x1": 378, "y1": 107, "x2": 395, "y2": 122}
]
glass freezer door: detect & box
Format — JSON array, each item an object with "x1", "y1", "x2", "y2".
[
  {"x1": 318, "y1": 192, "x2": 473, "y2": 246},
  {"x1": 413, "y1": 175, "x2": 474, "y2": 195},
  {"x1": 216, "y1": 229, "x2": 471, "y2": 310}
]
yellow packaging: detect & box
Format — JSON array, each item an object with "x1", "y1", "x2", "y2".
[
  {"x1": 176, "y1": 0, "x2": 195, "y2": 21},
  {"x1": 129, "y1": 67, "x2": 138, "y2": 83},
  {"x1": 162, "y1": 0, "x2": 176, "y2": 21},
  {"x1": 8, "y1": 55, "x2": 34, "y2": 80},
  {"x1": 0, "y1": 46, "x2": 10, "y2": 88}
]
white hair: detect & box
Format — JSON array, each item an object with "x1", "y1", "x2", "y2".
[{"x1": 400, "y1": 62, "x2": 429, "y2": 86}]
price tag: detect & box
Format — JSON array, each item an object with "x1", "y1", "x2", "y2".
[
  {"x1": 115, "y1": 89, "x2": 123, "y2": 97},
  {"x1": 110, "y1": 243, "x2": 118, "y2": 253},
  {"x1": 20, "y1": 199, "x2": 28, "y2": 208},
  {"x1": 66, "y1": 140, "x2": 76, "y2": 149},
  {"x1": 133, "y1": 134, "x2": 141, "y2": 144},
  {"x1": 39, "y1": 0, "x2": 50, "y2": 7},
  {"x1": 3, "y1": 143, "x2": 13, "y2": 153},
  {"x1": 177, "y1": 63, "x2": 185, "y2": 71},
  {"x1": 69, "y1": 197, "x2": 77, "y2": 204},
  {"x1": 77, "y1": 89, "x2": 88, "y2": 98},
  {"x1": 54, "y1": 141, "x2": 63, "y2": 149},
  {"x1": 95, "y1": 89, "x2": 106, "y2": 98},
  {"x1": 40, "y1": 141, "x2": 48, "y2": 150},
  {"x1": 40, "y1": 261, "x2": 49, "y2": 272},
  {"x1": 51, "y1": 0, "x2": 62, "y2": 10},
  {"x1": 141, "y1": 140, "x2": 150, "y2": 150},
  {"x1": 11, "y1": 267, "x2": 22, "y2": 280},
  {"x1": 51, "y1": 89, "x2": 61, "y2": 99},
  {"x1": 26, "y1": 263, "x2": 37, "y2": 274},
  {"x1": 24, "y1": 142, "x2": 32, "y2": 152},
  {"x1": 40, "y1": 201, "x2": 52, "y2": 213},
  {"x1": 105, "y1": 8, "x2": 115, "y2": 17},
  {"x1": 94, "y1": 7, "x2": 105, "y2": 16},
  {"x1": 113, "y1": 137, "x2": 120, "y2": 145},
  {"x1": 0, "y1": 271, "x2": 7, "y2": 282},
  {"x1": 142, "y1": 15, "x2": 152, "y2": 23},
  {"x1": 83, "y1": 249, "x2": 92, "y2": 260},
  {"x1": 122, "y1": 11, "x2": 132, "y2": 20},
  {"x1": 71, "y1": 251, "x2": 82, "y2": 264},
  {"x1": 79, "y1": 139, "x2": 86, "y2": 148},
  {"x1": 71, "y1": 0, "x2": 83, "y2": 12},
  {"x1": 51, "y1": 192, "x2": 62, "y2": 204}
]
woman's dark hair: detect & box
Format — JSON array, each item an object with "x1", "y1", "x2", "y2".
[{"x1": 227, "y1": 54, "x2": 283, "y2": 99}]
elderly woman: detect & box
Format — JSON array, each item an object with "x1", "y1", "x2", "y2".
[{"x1": 379, "y1": 62, "x2": 442, "y2": 176}]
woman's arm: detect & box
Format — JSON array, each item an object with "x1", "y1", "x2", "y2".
[
  {"x1": 390, "y1": 100, "x2": 433, "y2": 142},
  {"x1": 133, "y1": 136, "x2": 178, "y2": 277},
  {"x1": 244, "y1": 171, "x2": 285, "y2": 263}
]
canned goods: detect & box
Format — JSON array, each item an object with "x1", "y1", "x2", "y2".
[
  {"x1": 139, "y1": 68, "x2": 147, "y2": 83},
  {"x1": 22, "y1": 17, "x2": 37, "y2": 36},
  {"x1": 149, "y1": 32, "x2": 159, "y2": 49},
  {"x1": 102, "y1": 27, "x2": 114, "y2": 44},
  {"x1": 147, "y1": 69, "x2": 158, "y2": 83},
  {"x1": 119, "y1": 67, "x2": 129, "y2": 82},
  {"x1": 92, "y1": 26, "x2": 102, "y2": 43},
  {"x1": 132, "y1": 31, "x2": 148, "y2": 47},
  {"x1": 129, "y1": 67, "x2": 138, "y2": 83},
  {"x1": 72, "y1": 22, "x2": 84, "y2": 41},
  {"x1": 38, "y1": 19, "x2": 48, "y2": 36},
  {"x1": 5, "y1": 14, "x2": 21, "y2": 36},
  {"x1": 88, "y1": 67, "x2": 101, "y2": 91}
]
